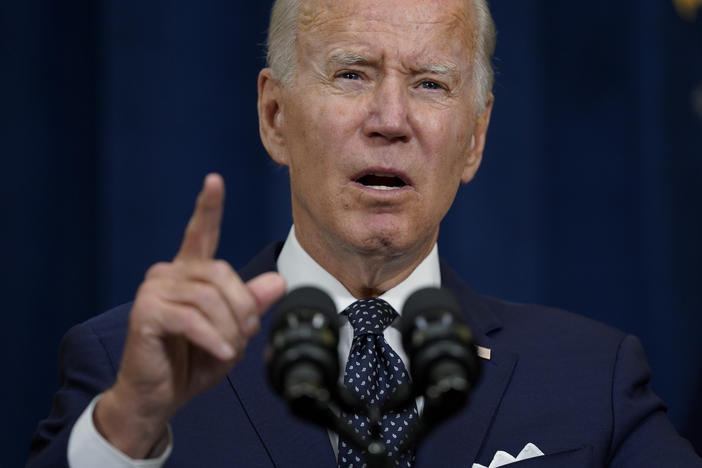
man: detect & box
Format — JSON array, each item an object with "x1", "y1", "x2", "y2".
[{"x1": 27, "y1": 0, "x2": 702, "y2": 466}]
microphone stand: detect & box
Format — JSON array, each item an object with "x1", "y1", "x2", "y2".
[
  {"x1": 284, "y1": 373, "x2": 412, "y2": 468},
  {"x1": 284, "y1": 364, "x2": 474, "y2": 467}
]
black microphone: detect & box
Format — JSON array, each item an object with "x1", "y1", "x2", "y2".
[
  {"x1": 266, "y1": 286, "x2": 340, "y2": 426},
  {"x1": 400, "y1": 287, "x2": 481, "y2": 427}
]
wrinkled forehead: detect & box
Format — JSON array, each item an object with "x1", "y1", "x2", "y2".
[{"x1": 297, "y1": 0, "x2": 477, "y2": 56}]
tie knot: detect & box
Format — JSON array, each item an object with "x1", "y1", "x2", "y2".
[{"x1": 343, "y1": 298, "x2": 397, "y2": 336}]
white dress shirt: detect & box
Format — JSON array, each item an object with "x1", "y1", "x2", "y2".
[{"x1": 67, "y1": 226, "x2": 440, "y2": 467}]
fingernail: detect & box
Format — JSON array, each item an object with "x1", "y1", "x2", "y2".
[{"x1": 220, "y1": 343, "x2": 235, "y2": 360}]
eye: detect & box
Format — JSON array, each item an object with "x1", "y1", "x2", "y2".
[
  {"x1": 419, "y1": 80, "x2": 442, "y2": 90},
  {"x1": 338, "y1": 71, "x2": 361, "y2": 81}
]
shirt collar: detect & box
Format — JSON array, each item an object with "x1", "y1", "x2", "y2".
[{"x1": 276, "y1": 226, "x2": 441, "y2": 315}]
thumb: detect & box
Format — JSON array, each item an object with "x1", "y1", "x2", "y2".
[{"x1": 246, "y1": 272, "x2": 287, "y2": 313}]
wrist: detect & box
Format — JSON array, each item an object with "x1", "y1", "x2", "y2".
[{"x1": 94, "y1": 385, "x2": 172, "y2": 459}]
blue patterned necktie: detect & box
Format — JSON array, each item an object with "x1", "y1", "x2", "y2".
[{"x1": 338, "y1": 298, "x2": 418, "y2": 468}]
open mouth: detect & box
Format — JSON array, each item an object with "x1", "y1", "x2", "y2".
[{"x1": 354, "y1": 173, "x2": 408, "y2": 190}]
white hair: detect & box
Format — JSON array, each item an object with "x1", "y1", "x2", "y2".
[{"x1": 265, "y1": 0, "x2": 496, "y2": 109}]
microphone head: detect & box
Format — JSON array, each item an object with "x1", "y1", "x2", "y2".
[
  {"x1": 400, "y1": 287, "x2": 462, "y2": 334},
  {"x1": 266, "y1": 286, "x2": 340, "y2": 407},
  {"x1": 270, "y1": 286, "x2": 339, "y2": 341},
  {"x1": 400, "y1": 287, "x2": 466, "y2": 359},
  {"x1": 400, "y1": 287, "x2": 481, "y2": 420}
]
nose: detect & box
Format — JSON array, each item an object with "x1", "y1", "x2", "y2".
[{"x1": 363, "y1": 76, "x2": 411, "y2": 143}]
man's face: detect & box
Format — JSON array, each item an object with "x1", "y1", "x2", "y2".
[{"x1": 260, "y1": 0, "x2": 492, "y2": 259}]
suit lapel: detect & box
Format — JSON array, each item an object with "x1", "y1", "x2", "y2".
[
  {"x1": 413, "y1": 262, "x2": 518, "y2": 467},
  {"x1": 227, "y1": 242, "x2": 336, "y2": 467},
  {"x1": 227, "y1": 314, "x2": 336, "y2": 467}
]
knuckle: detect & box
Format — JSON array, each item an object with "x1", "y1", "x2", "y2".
[
  {"x1": 178, "y1": 307, "x2": 201, "y2": 335},
  {"x1": 140, "y1": 275, "x2": 173, "y2": 300},
  {"x1": 233, "y1": 293, "x2": 257, "y2": 317},
  {"x1": 136, "y1": 292, "x2": 158, "y2": 309},
  {"x1": 194, "y1": 283, "x2": 220, "y2": 310},
  {"x1": 163, "y1": 276, "x2": 180, "y2": 297},
  {"x1": 133, "y1": 286, "x2": 160, "y2": 312},
  {"x1": 211, "y1": 259, "x2": 234, "y2": 279},
  {"x1": 128, "y1": 296, "x2": 162, "y2": 332},
  {"x1": 146, "y1": 262, "x2": 173, "y2": 278}
]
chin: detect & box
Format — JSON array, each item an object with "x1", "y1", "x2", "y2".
[{"x1": 340, "y1": 224, "x2": 415, "y2": 257}]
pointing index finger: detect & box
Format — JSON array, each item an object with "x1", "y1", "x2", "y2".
[{"x1": 176, "y1": 173, "x2": 225, "y2": 261}]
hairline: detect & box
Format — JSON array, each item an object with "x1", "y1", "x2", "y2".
[{"x1": 266, "y1": 0, "x2": 495, "y2": 108}]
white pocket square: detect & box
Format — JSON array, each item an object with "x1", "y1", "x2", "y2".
[{"x1": 472, "y1": 443, "x2": 544, "y2": 468}]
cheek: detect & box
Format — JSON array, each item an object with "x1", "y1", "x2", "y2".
[
  {"x1": 319, "y1": 99, "x2": 354, "y2": 121},
  {"x1": 422, "y1": 134, "x2": 472, "y2": 206},
  {"x1": 417, "y1": 107, "x2": 470, "y2": 148},
  {"x1": 317, "y1": 101, "x2": 360, "y2": 145},
  {"x1": 455, "y1": 125, "x2": 469, "y2": 145},
  {"x1": 421, "y1": 118, "x2": 472, "y2": 171},
  {"x1": 293, "y1": 101, "x2": 351, "y2": 154},
  {"x1": 448, "y1": 108, "x2": 473, "y2": 145},
  {"x1": 444, "y1": 117, "x2": 474, "y2": 170}
]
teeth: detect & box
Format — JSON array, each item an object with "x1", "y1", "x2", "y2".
[{"x1": 368, "y1": 185, "x2": 401, "y2": 191}]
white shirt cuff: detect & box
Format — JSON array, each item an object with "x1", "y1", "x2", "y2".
[{"x1": 68, "y1": 394, "x2": 173, "y2": 468}]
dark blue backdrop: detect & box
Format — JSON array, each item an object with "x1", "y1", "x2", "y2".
[{"x1": 2, "y1": 1, "x2": 701, "y2": 465}]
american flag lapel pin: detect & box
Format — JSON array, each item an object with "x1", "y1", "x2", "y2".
[{"x1": 475, "y1": 345, "x2": 491, "y2": 360}]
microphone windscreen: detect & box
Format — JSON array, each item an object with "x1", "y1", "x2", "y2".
[
  {"x1": 400, "y1": 287, "x2": 463, "y2": 342},
  {"x1": 271, "y1": 286, "x2": 339, "y2": 338}
]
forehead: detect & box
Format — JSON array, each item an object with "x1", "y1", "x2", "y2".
[{"x1": 297, "y1": 0, "x2": 476, "y2": 63}]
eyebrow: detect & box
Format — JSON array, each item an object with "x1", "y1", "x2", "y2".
[
  {"x1": 417, "y1": 62, "x2": 459, "y2": 77},
  {"x1": 326, "y1": 50, "x2": 460, "y2": 80},
  {"x1": 327, "y1": 50, "x2": 375, "y2": 67}
]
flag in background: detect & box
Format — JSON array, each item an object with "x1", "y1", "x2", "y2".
[{"x1": 673, "y1": 0, "x2": 702, "y2": 20}]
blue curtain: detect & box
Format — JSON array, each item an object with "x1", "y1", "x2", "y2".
[{"x1": 2, "y1": 1, "x2": 701, "y2": 465}]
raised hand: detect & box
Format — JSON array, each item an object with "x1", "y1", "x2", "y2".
[{"x1": 93, "y1": 174, "x2": 286, "y2": 458}]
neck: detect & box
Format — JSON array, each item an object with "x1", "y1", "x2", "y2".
[{"x1": 294, "y1": 225, "x2": 437, "y2": 299}]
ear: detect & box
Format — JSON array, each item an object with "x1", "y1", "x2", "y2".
[
  {"x1": 258, "y1": 68, "x2": 289, "y2": 166},
  {"x1": 460, "y1": 93, "x2": 494, "y2": 184}
]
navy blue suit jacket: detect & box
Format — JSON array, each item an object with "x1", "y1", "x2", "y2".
[{"x1": 27, "y1": 242, "x2": 701, "y2": 467}]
